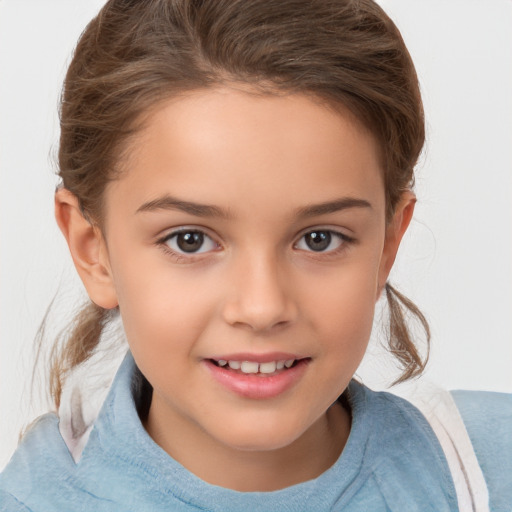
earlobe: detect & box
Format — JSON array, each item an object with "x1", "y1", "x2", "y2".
[
  {"x1": 55, "y1": 188, "x2": 118, "y2": 309},
  {"x1": 377, "y1": 191, "x2": 416, "y2": 295}
]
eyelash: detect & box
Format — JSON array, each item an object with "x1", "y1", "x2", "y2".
[
  {"x1": 294, "y1": 229, "x2": 355, "y2": 258},
  {"x1": 156, "y1": 227, "x2": 355, "y2": 262},
  {"x1": 157, "y1": 228, "x2": 220, "y2": 262}
]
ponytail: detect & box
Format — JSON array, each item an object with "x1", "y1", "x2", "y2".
[
  {"x1": 385, "y1": 283, "x2": 430, "y2": 384},
  {"x1": 49, "y1": 302, "x2": 115, "y2": 409}
]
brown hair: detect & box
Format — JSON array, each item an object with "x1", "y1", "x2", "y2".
[{"x1": 51, "y1": 0, "x2": 429, "y2": 408}]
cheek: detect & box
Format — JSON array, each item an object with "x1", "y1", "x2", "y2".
[
  {"x1": 109, "y1": 251, "x2": 218, "y2": 354},
  {"x1": 305, "y1": 259, "x2": 380, "y2": 353}
]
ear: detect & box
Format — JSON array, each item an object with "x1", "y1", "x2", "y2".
[
  {"x1": 55, "y1": 188, "x2": 118, "y2": 309},
  {"x1": 377, "y1": 191, "x2": 416, "y2": 297}
]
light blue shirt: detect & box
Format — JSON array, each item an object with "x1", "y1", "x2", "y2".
[{"x1": 1, "y1": 353, "x2": 511, "y2": 511}]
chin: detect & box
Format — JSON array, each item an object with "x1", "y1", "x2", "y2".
[{"x1": 212, "y1": 419, "x2": 307, "y2": 453}]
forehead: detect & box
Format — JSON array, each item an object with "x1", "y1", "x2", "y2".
[{"x1": 105, "y1": 88, "x2": 385, "y2": 220}]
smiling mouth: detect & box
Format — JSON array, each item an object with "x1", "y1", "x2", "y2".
[{"x1": 209, "y1": 358, "x2": 308, "y2": 376}]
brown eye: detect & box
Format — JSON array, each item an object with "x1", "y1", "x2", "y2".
[
  {"x1": 164, "y1": 230, "x2": 217, "y2": 254},
  {"x1": 295, "y1": 230, "x2": 347, "y2": 253},
  {"x1": 304, "y1": 231, "x2": 331, "y2": 251},
  {"x1": 176, "y1": 232, "x2": 204, "y2": 252}
]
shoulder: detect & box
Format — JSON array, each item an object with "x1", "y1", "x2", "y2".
[
  {"x1": 451, "y1": 388, "x2": 512, "y2": 433},
  {"x1": 0, "y1": 413, "x2": 75, "y2": 511},
  {"x1": 0, "y1": 488, "x2": 33, "y2": 512},
  {"x1": 349, "y1": 381, "x2": 451, "y2": 453},
  {"x1": 451, "y1": 390, "x2": 512, "y2": 511},
  {"x1": 351, "y1": 382, "x2": 444, "y2": 439},
  {"x1": 345, "y1": 382, "x2": 459, "y2": 510}
]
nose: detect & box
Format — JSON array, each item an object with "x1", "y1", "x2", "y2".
[{"x1": 221, "y1": 252, "x2": 298, "y2": 333}]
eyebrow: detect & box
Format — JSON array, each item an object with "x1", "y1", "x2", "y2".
[
  {"x1": 136, "y1": 195, "x2": 232, "y2": 219},
  {"x1": 136, "y1": 194, "x2": 371, "y2": 219},
  {"x1": 296, "y1": 197, "x2": 372, "y2": 218}
]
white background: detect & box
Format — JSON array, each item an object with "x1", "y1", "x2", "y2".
[{"x1": 1, "y1": 0, "x2": 511, "y2": 470}]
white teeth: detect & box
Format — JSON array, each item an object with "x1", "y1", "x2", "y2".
[
  {"x1": 240, "y1": 361, "x2": 259, "y2": 374},
  {"x1": 218, "y1": 359, "x2": 297, "y2": 373},
  {"x1": 259, "y1": 361, "x2": 277, "y2": 374}
]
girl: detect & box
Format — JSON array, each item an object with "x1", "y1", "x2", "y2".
[{"x1": 1, "y1": 0, "x2": 510, "y2": 510}]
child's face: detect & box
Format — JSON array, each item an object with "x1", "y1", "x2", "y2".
[{"x1": 84, "y1": 88, "x2": 411, "y2": 464}]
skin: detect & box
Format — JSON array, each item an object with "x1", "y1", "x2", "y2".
[{"x1": 55, "y1": 88, "x2": 415, "y2": 491}]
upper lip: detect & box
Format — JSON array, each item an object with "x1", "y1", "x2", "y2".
[{"x1": 206, "y1": 352, "x2": 307, "y2": 363}]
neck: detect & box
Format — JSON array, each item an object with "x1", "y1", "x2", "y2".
[{"x1": 145, "y1": 398, "x2": 350, "y2": 492}]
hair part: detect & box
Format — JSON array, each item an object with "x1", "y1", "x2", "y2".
[{"x1": 49, "y1": 0, "x2": 429, "y2": 408}]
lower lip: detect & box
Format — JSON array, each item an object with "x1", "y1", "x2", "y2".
[{"x1": 204, "y1": 359, "x2": 310, "y2": 399}]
